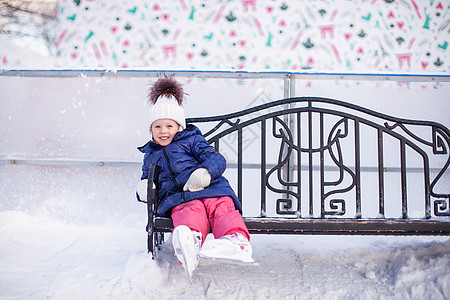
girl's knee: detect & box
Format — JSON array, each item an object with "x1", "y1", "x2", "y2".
[
  {"x1": 171, "y1": 200, "x2": 210, "y2": 240},
  {"x1": 214, "y1": 196, "x2": 237, "y2": 214}
]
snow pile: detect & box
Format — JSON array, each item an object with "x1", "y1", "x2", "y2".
[{"x1": 0, "y1": 207, "x2": 448, "y2": 299}]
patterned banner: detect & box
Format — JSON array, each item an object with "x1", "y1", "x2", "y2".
[{"x1": 5, "y1": 0, "x2": 450, "y2": 72}]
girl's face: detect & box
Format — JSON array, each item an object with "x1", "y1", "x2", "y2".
[{"x1": 151, "y1": 119, "x2": 180, "y2": 146}]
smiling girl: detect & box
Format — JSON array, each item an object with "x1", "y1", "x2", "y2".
[{"x1": 136, "y1": 77, "x2": 253, "y2": 278}]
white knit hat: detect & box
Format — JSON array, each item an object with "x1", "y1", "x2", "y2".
[{"x1": 148, "y1": 77, "x2": 186, "y2": 129}]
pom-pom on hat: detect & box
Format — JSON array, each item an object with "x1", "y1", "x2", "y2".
[{"x1": 148, "y1": 76, "x2": 186, "y2": 129}]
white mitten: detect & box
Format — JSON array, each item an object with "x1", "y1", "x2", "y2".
[
  {"x1": 136, "y1": 179, "x2": 156, "y2": 201},
  {"x1": 183, "y1": 168, "x2": 211, "y2": 192}
]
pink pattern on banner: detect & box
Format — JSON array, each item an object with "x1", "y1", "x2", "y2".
[
  {"x1": 45, "y1": 0, "x2": 448, "y2": 73},
  {"x1": 320, "y1": 25, "x2": 334, "y2": 39},
  {"x1": 179, "y1": 0, "x2": 187, "y2": 10},
  {"x1": 173, "y1": 29, "x2": 181, "y2": 41},
  {"x1": 162, "y1": 45, "x2": 177, "y2": 58},
  {"x1": 213, "y1": 4, "x2": 226, "y2": 23},
  {"x1": 56, "y1": 29, "x2": 68, "y2": 48},
  {"x1": 330, "y1": 9, "x2": 338, "y2": 21},
  {"x1": 407, "y1": 38, "x2": 416, "y2": 50},
  {"x1": 100, "y1": 41, "x2": 108, "y2": 56},
  {"x1": 92, "y1": 43, "x2": 101, "y2": 59},
  {"x1": 291, "y1": 31, "x2": 304, "y2": 50},
  {"x1": 397, "y1": 53, "x2": 412, "y2": 68},
  {"x1": 374, "y1": 57, "x2": 381, "y2": 68},
  {"x1": 410, "y1": 0, "x2": 422, "y2": 19},
  {"x1": 253, "y1": 17, "x2": 264, "y2": 36},
  {"x1": 242, "y1": 0, "x2": 256, "y2": 12},
  {"x1": 331, "y1": 44, "x2": 342, "y2": 64}
]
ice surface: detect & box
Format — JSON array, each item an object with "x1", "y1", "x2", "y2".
[
  {"x1": 0, "y1": 207, "x2": 449, "y2": 299},
  {"x1": 1, "y1": 75, "x2": 449, "y2": 299},
  {"x1": 0, "y1": 163, "x2": 449, "y2": 299}
]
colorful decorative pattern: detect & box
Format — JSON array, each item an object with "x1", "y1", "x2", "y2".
[{"x1": 15, "y1": 1, "x2": 450, "y2": 72}]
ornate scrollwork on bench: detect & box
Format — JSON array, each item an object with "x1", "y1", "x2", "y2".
[
  {"x1": 146, "y1": 97, "x2": 450, "y2": 257},
  {"x1": 187, "y1": 97, "x2": 450, "y2": 221}
]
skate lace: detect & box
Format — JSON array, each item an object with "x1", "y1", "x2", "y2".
[
  {"x1": 192, "y1": 231, "x2": 202, "y2": 250},
  {"x1": 222, "y1": 233, "x2": 250, "y2": 251}
]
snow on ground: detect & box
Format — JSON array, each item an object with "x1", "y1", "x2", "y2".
[
  {"x1": 0, "y1": 138, "x2": 449, "y2": 300},
  {"x1": 0, "y1": 206, "x2": 449, "y2": 299},
  {"x1": 1, "y1": 15, "x2": 449, "y2": 299},
  {"x1": 0, "y1": 151, "x2": 449, "y2": 300}
]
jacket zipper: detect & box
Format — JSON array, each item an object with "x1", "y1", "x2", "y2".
[{"x1": 162, "y1": 148, "x2": 185, "y2": 202}]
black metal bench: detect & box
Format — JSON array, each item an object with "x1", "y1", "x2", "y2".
[{"x1": 144, "y1": 97, "x2": 450, "y2": 258}]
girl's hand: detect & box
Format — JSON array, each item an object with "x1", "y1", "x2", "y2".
[
  {"x1": 183, "y1": 168, "x2": 211, "y2": 192},
  {"x1": 136, "y1": 179, "x2": 156, "y2": 201}
]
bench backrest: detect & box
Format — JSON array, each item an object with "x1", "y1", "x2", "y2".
[{"x1": 186, "y1": 97, "x2": 450, "y2": 221}]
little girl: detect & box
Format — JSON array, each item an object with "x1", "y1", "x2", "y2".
[{"x1": 136, "y1": 76, "x2": 253, "y2": 277}]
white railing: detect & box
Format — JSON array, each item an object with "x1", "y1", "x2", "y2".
[{"x1": 1, "y1": 69, "x2": 449, "y2": 168}]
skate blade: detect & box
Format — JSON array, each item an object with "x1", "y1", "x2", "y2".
[
  {"x1": 180, "y1": 241, "x2": 196, "y2": 281},
  {"x1": 200, "y1": 254, "x2": 260, "y2": 266}
]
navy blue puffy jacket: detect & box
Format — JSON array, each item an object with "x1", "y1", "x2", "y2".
[{"x1": 138, "y1": 125, "x2": 242, "y2": 217}]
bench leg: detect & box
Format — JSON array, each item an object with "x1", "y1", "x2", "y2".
[
  {"x1": 147, "y1": 228, "x2": 164, "y2": 259},
  {"x1": 146, "y1": 164, "x2": 158, "y2": 259},
  {"x1": 147, "y1": 227, "x2": 155, "y2": 259}
]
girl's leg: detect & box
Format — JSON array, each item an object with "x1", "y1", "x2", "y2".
[
  {"x1": 171, "y1": 200, "x2": 210, "y2": 244},
  {"x1": 203, "y1": 196, "x2": 250, "y2": 241}
]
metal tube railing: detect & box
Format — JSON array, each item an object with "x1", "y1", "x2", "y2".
[
  {"x1": 1, "y1": 69, "x2": 449, "y2": 169},
  {"x1": 1, "y1": 69, "x2": 449, "y2": 82}
]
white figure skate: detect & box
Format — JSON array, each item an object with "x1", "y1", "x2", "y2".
[
  {"x1": 172, "y1": 225, "x2": 202, "y2": 278},
  {"x1": 200, "y1": 233, "x2": 257, "y2": 265}
]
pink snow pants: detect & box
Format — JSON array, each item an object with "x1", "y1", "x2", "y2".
[{"x1": 171, "y1": 196, "x2": 250, "y2": 244}]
